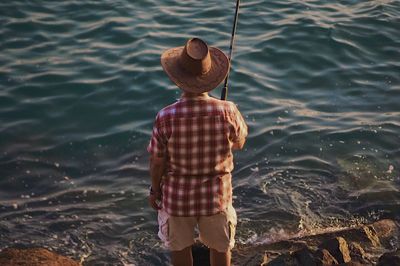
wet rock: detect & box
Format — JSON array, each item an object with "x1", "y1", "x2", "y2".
[
  {"x1": 338, "y1": 262, "x2": 365, "y2": 266},
  {"x1": 264, "y1": 247, "x2": 317, "y2": 266},
  {"x1": 266, "y1": 253, "x2": 300, "y2": 266},
  {"x1": 234, "y1": 244, "x2": 266, "y2": 266},
  {"x1": 236, "y1": 240, "x2": 308, "y2": 266},
  {"x1": 318, "y1": 237, "x2": 351, "y2": 263},
  {"x1": 348, "y1": 242, "x2": 371, "y2": 264},
  {"x1": 231, "y1": 219, "x2": 400, "y2": 266},
  {"x1": 362, "y1": 225, "x2": 380, "y2": 247},
  {"x1": 371, "y1": 219, "x2": 399, "y2": 249},
  {"x1": 315, "y1": 248, "x2": 338, "y2": 265},
  {"x1": 376, "y1": 249, "x2": 400, "y2": 266},
  {"x1": 293, "y1": 247, "x2": 317, "y2": 266},
  {"x1": 261, "y1": 253, "x2": 269, "y2": 266},
  {"x1": 0, "y1": 247, "x2": 79, "y2": 266}
]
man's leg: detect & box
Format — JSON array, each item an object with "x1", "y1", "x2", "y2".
[
  {"x1": 210, "y1": 248, "x2": 231, "y2": 266},
  {"x1": 161, "y1": 213, "x2": 197, "y2": 266},
  {"x1": 171, "y1": 246, "x2": 193, "y2": 266},
  {"x1": 198, "y1": 205, "x2": 236, "y2": 266}
]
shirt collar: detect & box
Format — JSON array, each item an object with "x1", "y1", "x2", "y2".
[{"x1": 179, "y1": 93, "x2": 210, "y2": 101}]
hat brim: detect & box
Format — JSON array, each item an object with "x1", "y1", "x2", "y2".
[{"x1": 161, "y1": 46, "x2": 230, "y2": 93}]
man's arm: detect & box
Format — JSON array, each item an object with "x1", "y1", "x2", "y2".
[
  {"x1": 231, "y1": 104, "x2": 248, "y2": 150},
  {"x1": 148, "y1": 154, "x2": 166, "y2": 210}
]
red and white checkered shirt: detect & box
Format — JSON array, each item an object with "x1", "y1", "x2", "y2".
[{"x1": 147, "y1": 95, "x2": 247, "y2": 216}]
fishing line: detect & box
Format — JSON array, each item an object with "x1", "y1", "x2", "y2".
[{"x1": 220, "y1": 0, "x2": 241, "y2": 100}]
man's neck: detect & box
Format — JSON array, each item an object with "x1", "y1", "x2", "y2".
[{"x1": 181, "y1": 92, "x2": 209, "y2": 99}]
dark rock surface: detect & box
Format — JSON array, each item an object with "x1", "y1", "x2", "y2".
[
  {"x1": 232, "y1": 219, "x2": 400, "y2": 266},
  {"x1": 377, "y1": 249, "x2": 400, "y2": 266},
  {"x1": 318, "y1": 236, "x2": 351, "y2": 263},
  {"x1": 315, "y1": 248, "x2": 338, "y2": 265},
  {"x1": 265, "y1": 253, "x2": 300, "y2": 266},
  {"x1": 293, "y1": 247, "x2": 316, "y2": 266},
  {"x1": 0, "y1": 247, "x2": 79, "y2": 266},
  {"x1": 348, "y1": 241, "x2": 371, "y2": 264}
]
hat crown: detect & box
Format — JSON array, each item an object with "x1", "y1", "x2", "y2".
[
  {"x1": 180, "y1": 38, "x2": 211, "y2": 75},
  {"x1": 187, "y1": 38, "x2": 208, "y2": 59}
]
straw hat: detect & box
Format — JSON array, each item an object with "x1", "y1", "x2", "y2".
[{"x1": 161, "y1": 38, "x2": 230, "y2": 93}]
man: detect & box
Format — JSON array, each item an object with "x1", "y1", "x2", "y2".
[{"x1": 147, "y1": 38, "x2": 247, "y2": 266}]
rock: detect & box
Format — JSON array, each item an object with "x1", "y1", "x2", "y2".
[
  {"x1": 0, "y1": 247, "x2": 79, "y2": 266},
  {"x1": 338, "y1": 262, "x2": 365, "y2": 266},
  {"x1": 265, "y1": 247, "x2": 319, "y2": 266},
  {"x1": 318, "y1": 237, "x2": 351, "y2": 263},
  {"x1": 348, "y1": 242, "x2": 371, "y2": 264},
  {"x1": 231, "y1": 219, "x2": 400, "y2": 266},
  {"x1": 293, "y1": 247, "x2": 317, "y2": 266},
  {"x1": 261, "y1": 253, "x2": 269, "y2": 266},
  {"x1": 362, "y1": 225, "x2": 380, "y2": 247},
  {"x1": 315, "y1": 248, "x2": 338, "y2": 265},
  {"x1": 266, "y1": 253, "x2": 300, "y2": 266},
  {"x1": 234, "y1": 240, "x2": 308, "y2": 266},
  {"x1": 372, "y1": 219, "x2": 400, "y2": 249},
  {"x1": 377, "y1": 249, "x2": 400, "y2": 266}
]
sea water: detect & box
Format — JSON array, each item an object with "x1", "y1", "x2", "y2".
[{"x1": 0, "y1": 0, "x2": 399, "y2": 264}]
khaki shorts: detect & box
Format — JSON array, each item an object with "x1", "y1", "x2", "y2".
[{"x1": 157, "y1": 205, "x2": 237, "y2": 252}]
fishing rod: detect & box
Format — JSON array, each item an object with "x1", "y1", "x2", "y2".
[{"x1": 220, "y1": 0, "x2": 241, "y2": 100}]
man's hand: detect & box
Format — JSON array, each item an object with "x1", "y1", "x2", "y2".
[{"x1": 148, "y1": 188, "x2": 162, "y2": 210}]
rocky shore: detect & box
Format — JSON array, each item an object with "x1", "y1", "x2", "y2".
[
  {"x1": 0, "y1": 247, "x2": 79, "y2": 266},
  {"x1": 231, "y1": 219, "x2": 399, "y2": 266},
  {"x1": 0, "y1": 219, "x2": 398, "y2": 265}
]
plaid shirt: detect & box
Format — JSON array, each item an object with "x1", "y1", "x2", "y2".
[{"x1": 147, "y1": 95, "x2": 247, "y2": 216}]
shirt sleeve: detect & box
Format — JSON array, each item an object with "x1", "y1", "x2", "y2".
[
  {"x1": 147, "y1": 113, "x2": 167, "y2": 158},
  {"x1": 230, "y1": 103, "x2": 248, "y2": 143}
]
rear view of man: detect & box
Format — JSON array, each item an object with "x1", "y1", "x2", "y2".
[{"x1": 147, "y1": 38, "x2": 247, "y2": 266}]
